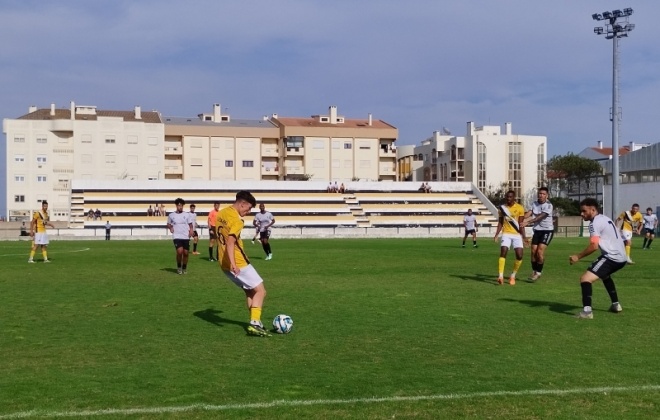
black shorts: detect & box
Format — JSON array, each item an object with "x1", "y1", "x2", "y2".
[
  {"x1": 644, "y1": 228, "x2": 655, "y2": 235},
  {"x1": 209, "y1": 227, "x2": 217, "y2": 240},
  {"x1": 464, "y1": 229, "x2": 476, "y2": 235},
  {"x1": 173, "y1": 239, "x2": 190, "y2": 250},
  {"x1": 259, "y1": 230, "x2": 271, "y2": 240},
  {"x1": 531, "y1": 230, "x2": 554, "y2": 246},
  {"x1": 588, "y1": 255, "x2": 627, "y2": 279},
  {"x1": 192, "y1": 230, "x2": 198, "y2": 238}
]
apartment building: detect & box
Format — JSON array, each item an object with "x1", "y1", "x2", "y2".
[
  {"x1": 3, "y1": 103, "x2": 397, "y2": 220},
  {"x1": 398, "y1": 122, "x2": 547, "y2": 200}
]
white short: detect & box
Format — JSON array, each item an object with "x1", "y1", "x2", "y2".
[
  {"x1": 620, "y1": 230, "x2": 633, "y2": 241},
  {"x1": 500, "y1": 233, "x2": 523, "y2": 249},
  {"x1": 223, "y1": 264, "x2": 264, "y2": 290},
  {"x1": 33, "y1": 233, "x2": 49, "y2": 245}
]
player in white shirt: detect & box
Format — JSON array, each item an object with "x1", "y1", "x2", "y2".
[
  {"x1": 569, "y1": 198, "x2": 627, "y2": 319},
  {"x1": 189, "y1": 204, "x2": 200, "y2": 255},
  {"x1": 521, "y1": 187, "x2": 554, "y2": 281},
  {"x1": 253, "y1": 203, "x2": 275, "y2": 260},
  {"x1": 462, "y1": 209, "x2": 478, "y2": 248},
  {"x1": 642, "y1": 207, "x2": 658, "y2": 250},
  {"x1": 167, "y1": 198, "x2": 194, "y2": 275}
]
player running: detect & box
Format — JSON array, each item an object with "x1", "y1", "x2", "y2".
[
  {"x1": 253, "y1": 203, "x2": 275, "y2": 260},
  {"x1": 615, "y1": 203, "x2": 643, "y2": 264},
  {"x1": 521, "y1": 187, "x2": 554, "y2": 281},
  {"x1": 462, "y1": 209, "x2": 478, "y2": 248},
  {"x1": 493, "y1": 190, "x2": 526, "y2": 285},
  {"x1": 642, "y1": 207, "x2": 658, "y2": 250}
]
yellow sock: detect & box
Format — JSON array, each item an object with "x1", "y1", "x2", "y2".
[
  {"x1": 250, "y1": 307, "x2": 262, "y2": 324},
  {"x1": 498, "y1": 257, "x2": 506, "y2": 276},
  {"x1": 43, "y1": 250, "x2": 48, "y2": 260},
  {"x1": 513, "y1": 259, "x2": 522, "y2": 273},
  {"x1": 625, "y1": 245, "x2": 631, "y2": 258},
  {"x1": 29, "y1": 250, "x2": 35, "y2": 259}
]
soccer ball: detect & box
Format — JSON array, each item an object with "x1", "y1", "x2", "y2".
[{"x1": 272, "y1": 314, "x2": 293, "y2": 334}]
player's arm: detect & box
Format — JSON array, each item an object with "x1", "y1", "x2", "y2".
[
  {"x1": 30, "y1": 216, "x2": 36, "y2": 237},
  {"x1": 569, "y1": 235, "x2": 599, "y2": 264},
  {"x1": 518, "y1": 214, "x2": 527, "y2": 241},
  {"x1": 188, "y1": 222, "x2": 194, "y2": 237},
  {"x1": 225, "y1": 234, "x2": 239, "y2": 274},
  {"x1": 266, "y1": 215, "x2": 275, "y2": 228},
  {"x1": 493, "y1": 217, "x2": 503, "y2": 241},
  {"x1": 166, "y1": 217, "x2": 174, "y2": 233}
]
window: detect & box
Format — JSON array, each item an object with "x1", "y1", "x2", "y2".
[
  {"x1": 313, "y1": 140, "x2": 325, "y2": 149},
  {"x1": 14, "y1": 155, "x2": 25, "y2": 162},
  {"x1": 191, "y1": 158, "x2": 203, "y2": 167},
  {"x1": 537, "y1": 144, "x2": 546, "y2": 188},
  {"x1": 225, "y1": 160, "x2": 234, "y2": 167},
  {"x1": 313, "y1": 159, "x2": 324, "y2": 168},
  {"x1": 359, "y1": 141, "x2": 370, "y2": 150},
  {"x1": 14, "y1": 195, "x2": 25, "y2": 202},
  {"x1": 332, "y1": 141, "x2": 340, "y2": 149},
  {"x1": 508, "y1": 142, "x2": 522, "y2": 198},
  {"x1": 344, "y1": 143, "x2": 352, "y2": 149},
  {"x1": 14, "y1": 175, "x2": 25, "y2": 182},
  {"x1": 127, "y1": 155, "x2": 138, "y2": 164},
  {"x1": 211, "y1": 159, "x2": 220, "y2": 167},
  {"x1": 191, "y1": 139, "x2": 203, "y2": 148},
  {"x1": 477, "y1": 142, "x2": 487, "y2": 190},
  {"x1": 148, "y1": 137, "x2": 158, "y2": 145},
  {"x1": 241, "y1": 140, "x2": 256, "y2": 150},
  {"x1": 37, "y1": 175, "x2": 47, "y2": 182},
  {"x1": 105, "y1": 155, "x2": 116, "y2": 164},
  {"x1": 81, "y1": 134, "x2": 92, "y2": 143},
  {"x1": 344, "y1": 159, "x2": 352, "y2": 168},
  {"x1": 332, "y1": 159, "x2": 340, "y2": 168},
  {"x1": 14, "y1": 136, "x2": 25, "y2": 143},
  {"x1": 225, "y1": 139, "x2": 234, "y2": 149},
  {"x1": 37, "y1": 137, "x2": 47, "y2": 144},
  {"x1": 285, "y1": 136, "x2": 304, "y2": 148},
  {"x1": 360, "y1": 160, "x2": 370, "y2": 168},
  {"x1": 105, "y1": 137, "x2": 116, "y2": 144},
  {"x1": 148, "y1": 156, "x2": 158, "y2": 165},
  {"x1": 82, "y1": 154, "x2": 92, "y2": 163},
  {"x1": 37, "y1": 155, "x2": 47, "y2": 164},
  {"x1": 127, "y1": 135, "x2": 138, "y2": 144},
  {"x1": 242, "y1": 160, "x2": 254, "y2": 168}
]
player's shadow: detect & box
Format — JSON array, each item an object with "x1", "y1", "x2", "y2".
[
  {"x1": 450, "y1": 273, "x2": 502, "y2": 285},
  {"x1": 161, "y1": 268, "x2": 180, "y2": 274},
  {"x1": 193, "y1": 308, "x2": 249, "y2": 330},
  {"x1": 500, "y1": 298, "x2": 579, "y2": 316}
]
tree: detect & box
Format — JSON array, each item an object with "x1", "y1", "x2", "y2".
[{"x1": 546, "y1": 153, "x2": 603, "y2": 215}]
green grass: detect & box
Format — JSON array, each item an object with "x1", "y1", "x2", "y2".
[{"x1": 0, "y1": 237, "x2": 659, "y2": 419}]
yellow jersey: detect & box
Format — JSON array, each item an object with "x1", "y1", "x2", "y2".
[
  {"x1": 499, "y1": 203, "x2": 525, "y2": 235},
  {"x1": 216, "y1": 205, "x2": 250, "y2": 271},
  {"x1": 618, "y1": 211, "x2": 642, "y2": 232},
  {"x1": 32, "y1": 210, "x2": 50, "y2": 233}
]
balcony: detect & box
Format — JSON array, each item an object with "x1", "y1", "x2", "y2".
[
  {"x1": 261, "y1": 165, "x2": 280, "y2": 175},
  {"x1": 285, "y1": 147, "x2": 304, "y2": 156},
  {"x1": 53, "y1": 181, "x2": 70, "y2": 192},
  {"x1": 261, "y1": 146, "x2": 279, "y2": 157},
  {"x1": 164, "y1": 146, "x2": 182, "y2": 156},
  {"x1": 379, "y1": 147, "x2": 396, "y2": 157},
  {"x1": 284, "y1": 167, "x2": 305, "y2": 175},
  {"x1": 379, "y1": 166, "x2": 396, "y2": 175},
  {"x1": 164, "y1": 165, "x2": 183, "y2": 174},
  {"x1": 50, "y1": 119, "x2": 73, "y2": 132}
]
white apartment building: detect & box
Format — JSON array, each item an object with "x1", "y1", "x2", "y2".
[
  {"x1": 3, "y1": 103, "x2": 397, "y2": 221},
  {"x1": 398, "y1": 122, "x2": 547, "y2": 200},
  {"x1": 3, "y1": 102, "x2": 164, "y2": 221}
]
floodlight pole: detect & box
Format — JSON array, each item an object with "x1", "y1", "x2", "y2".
[{"x1": 592, "y1": 8, "x2": 634, "y2": 219}]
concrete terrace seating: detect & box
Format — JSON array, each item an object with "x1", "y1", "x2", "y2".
[{"x1": 72, "y1": 180, "x2": 496, "y2": 230}]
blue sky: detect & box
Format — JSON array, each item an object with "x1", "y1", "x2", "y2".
[{"x1": 2, "y1": 0, "x2": 659, "y2": 215}]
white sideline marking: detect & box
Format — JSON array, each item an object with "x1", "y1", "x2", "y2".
[
  {"x1": 0, "y1": 385, "x2": 658, "y2": 419},
  {"x1": 0, "y1": 248, "x2": 90, "y2": 258}
]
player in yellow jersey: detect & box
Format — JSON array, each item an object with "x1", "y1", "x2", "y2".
[
  {"x1": 493, "y1": 190, "x2": 527, "y2": 285},
  {"x1": 615, "y1": 203, "x2": 643, "y2": 264},
  {"x1": 216, "y1": 191, "x2": 270, "y2": 337},
  {"x1": 29, "y1": 200, "x2": 55, "y2": 263}
]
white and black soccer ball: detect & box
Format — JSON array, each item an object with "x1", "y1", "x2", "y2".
[{"x1": 272, "y1": 314, "x2": 293, "y2": 334}]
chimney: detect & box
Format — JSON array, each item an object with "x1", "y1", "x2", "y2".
[
  {"x1": 70, "y1": 101, "x2": 75, "y2": 120},
  {"x1": 134, "y1": 105, "x2": 142, "y2": 120},
  {"x1": 329, "y1": 106, "x2": 337, "y2": 124},
  {"x1": 28, "y1": 105, "x2": 37, "y2": 113},
  {"x1": 467, "y1": 121, "x2": 475, "y2": 136},
  {"x1": 504, "y1": 122, "x2": 512, "y2": 135},
  {"x1": 50, "y1": 103, "x2": 56, "y2": 116},
  {"x1": 368, "y1": 113, "x2": 372, "y2": 126},
  {"x1": 629, "y1": 141, "x2": 634, "y2": 151},
  {"x1": 213, "y1": 103, "x2": 221, "y2": 122},
  {"x1": 272, "y1": 113, "x2": 278, "y2": 119}
]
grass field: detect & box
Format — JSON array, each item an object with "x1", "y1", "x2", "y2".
[{"x1": 1, "y1": 236, "x2": 659, "y2": 419}]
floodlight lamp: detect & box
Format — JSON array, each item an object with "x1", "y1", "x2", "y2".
[
  {"x1": 623, "y1": 8, "x2": 633, "y2": 16},
  {"x1": 594, "y1": 27, "x2": 604, "y2": 34},
  {"x1": 592, "y1": 13, "x2": 602, "y2": 20},
  {"x1": 602, "y1": 11, "x2": 613, "y2": 19},
  {"x1": 613, "y1": 10, "x2": 623, "y2": 17},
  {"x1": 626, "y1": 23, "x2": 635, "y2": 31},
  {"x1": 613, "y1": 24, "x2": 623, "y2": 32}
]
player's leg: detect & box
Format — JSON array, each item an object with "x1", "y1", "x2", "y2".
[
  {"x1": 497, "y1": 237, "x2": 510, "y2": 284},
  {"x1": 510, "y1": 245, "x2": 524, "y2": 285},
  {"x1": 472, "y1": 231, "x2": 478, "y2": 247},
  {"x1": 28, "y1": 240, "x2": 37, "y2": 262},
  {"x1": 462, "y1": 232, "x2": 467, "y2": 247},
  {"x1": 648, "y1": 232, "x2": 655, "y2": 249},
  {"x1": 576, "y1": 270, "x2": 599, "y2": 319},
  {"x1": 181, "y1": 240, "x2": 190, "y2": 274},
  {"x1": 41, "y1": 244, "x2": 49, "y2": 262},
  {"x1": 175, "y1": 243, "x2": 184, "y2": 274}
]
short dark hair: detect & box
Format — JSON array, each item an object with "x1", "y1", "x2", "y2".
[
  {"x1": 538, "y1": 186, "x2": 549, "y2": 194},
  {"x1": 190, "y1": 204, "x2": 196, "y2": 208},
  {"x1": 632, "y1": 203, "x2": 639, "y2": 208},
  {"x1": 174, "y1": 198, "x2": 185, "y2": 205},
  {"x1": 647, "y1": 207, "x2": 653, "y2": 212},
  {"x1": 580, "y1": 197, "x2": 599, "y2": 208},
  {"x1": 236, "y1": 191, "x2": 256, "y2": 208},
  {"x1": 506, "y1": 190, "x2": 516, "y2": 196},
  {"x1": 42, "y1": 200, "x2": 48, "y2": 205}
]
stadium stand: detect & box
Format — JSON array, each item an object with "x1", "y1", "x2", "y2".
[{"x1": 72, "y1": 180, "x2": 497, "y2": 231}]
